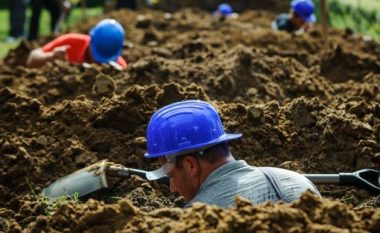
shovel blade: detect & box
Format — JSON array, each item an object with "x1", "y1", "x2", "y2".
[{"x1": 41, "y1": 160, "x2": 109, "y2": 200}]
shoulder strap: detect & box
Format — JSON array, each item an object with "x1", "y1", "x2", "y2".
[{"x1": 257, "y1": 167, "x2": 292, "y2": 202}]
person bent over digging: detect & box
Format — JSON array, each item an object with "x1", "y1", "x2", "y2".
[
  {"x1": 272, "y1": 0, "x2": 316, "y2": 34},
  {"x1": 26, "y1": 19, "x2": 127, "y2": 69},
  {"x1": 144, "y1": 100, "x2": 321, "y2": 208}
]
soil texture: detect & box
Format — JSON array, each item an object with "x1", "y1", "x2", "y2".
[{"x1": 1, "y1": 5, "x2": 380, "y2": 233}]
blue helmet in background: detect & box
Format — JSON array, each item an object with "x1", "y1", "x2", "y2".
[
  {"x1": 90, "y1": 19, "x2": 125, "y2": 64},
  {"x1": 144, "y1": 100, "x2": 242, "y2": 159},
  {"x1": 291, "y1": 0, "x2": 316, "y2": 23},
  {"x1": 217, "y1": 3, "x2": 233, "y2": 16}
]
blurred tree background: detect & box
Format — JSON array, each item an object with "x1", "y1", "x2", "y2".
[{"x1": 314, "y1": 0, "x2": 380, "y2": 39}]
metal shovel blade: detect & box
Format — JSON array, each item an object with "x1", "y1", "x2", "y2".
[{"x1": 41, "y1": 160, "x2": 108, "y2": 200}]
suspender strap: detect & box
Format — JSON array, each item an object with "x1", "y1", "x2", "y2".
[{"x1": 258, "y1": 167, "x2": 292, "y2": 203}]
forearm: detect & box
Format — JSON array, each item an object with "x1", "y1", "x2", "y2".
[
  {"x1": 26, "y1": 48, "x2": 56, "y2": 68},
  {"x1": 57, "y1": 0, "x2": 72, "y2": 11}
]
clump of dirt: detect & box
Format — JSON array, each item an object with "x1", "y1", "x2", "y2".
[
  {"x1": 1, "y1": 4, "x2": 380, "y2": 232},
  {"x1": 321, "y1": 45, "x2": 380, "y2": 83},
  {"x1": 3, "y1": 40, "x2": 35, "y2": 67}
]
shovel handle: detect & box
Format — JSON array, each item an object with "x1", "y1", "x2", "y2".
[
  {"x1": 306, "y1": 169, "x2": 380, "y2": 195},
  {"x1": 108, "y1": 166, "x2": 147, "y2": 178},
  {"x1": 128, "y1": 167, "x2": 170, "y2": 184},
  {"x1": 340, "y1": 169, "x2": 380, "y2": 195},
  {"x1": 304, "y1": 174, "x2": 340, "y2": 184},
  {"x1": 107, "y1": 166, "x2": 170, "y2": 184},
  {"x1": 111, "y1": 166, "x2": 380, "y2": 194}
]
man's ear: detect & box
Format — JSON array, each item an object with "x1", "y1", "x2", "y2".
[{"x1": 182, "y1": 155, "x2": 200, "y2": 177}]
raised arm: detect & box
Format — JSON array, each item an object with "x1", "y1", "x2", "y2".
[{"x1": 26, "y1": 46, "x2": 69, "y2": 68}]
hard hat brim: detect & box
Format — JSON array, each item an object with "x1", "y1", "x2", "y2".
[
  {"x1": 90, "y1": 42, "x2": 122, "y2": 64},
  {"x1": 144, "y1": 133, "x2": 242, "y2": 159},
  {"x1": 304, "y1": 14, "x2": 316, "y2": 23}
]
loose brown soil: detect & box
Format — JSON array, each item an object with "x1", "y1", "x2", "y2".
[{"x1": 1, "y1": 5, "x2": 380, "y2": 233}]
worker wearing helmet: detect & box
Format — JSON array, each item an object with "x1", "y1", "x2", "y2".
[
  {"x1": 212, "y1": 3, "x2": 237, "y2": 21},
  {"x1": 213, "y1": 3, "x2": 233, "y2": 17},
  {"x1": 26, "y1": 19, "x2": 127, "y2": 69},
  {"x1": 145, "y1": 100, "x2": 321, "y2": 208},
  {"x1": 272, "y1": 0, "x2": 316, "y2": 34}
]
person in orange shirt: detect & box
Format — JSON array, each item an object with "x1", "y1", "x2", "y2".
[{"x1": 26, "y1": 19, "x2": 127, "y2": 69}]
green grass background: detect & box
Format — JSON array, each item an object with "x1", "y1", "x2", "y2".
[{"x1": 0, "y1": 6, "x2": 102, "y2": 59}]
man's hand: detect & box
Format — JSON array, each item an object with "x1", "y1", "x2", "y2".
[
  {"x1": 52, "y1": 45, "x2": 70, "y2": 60},
  {"x1": 303, "y1": 22, "x2": 313, "y2": 32},
  {"x1": 27, "y1": 45, "x2": 70, "y2": 68},
  {"x1": 62, "y1": 0, "x2": 72, "y2": 12}
]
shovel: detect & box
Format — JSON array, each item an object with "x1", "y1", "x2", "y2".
[
  {"x1": 41, "y1": 160, "x2": 169, "y2": 200},
  {"x1": 304, "y1": 169, "x2": 380, "y2": 195},
  {"x1": 42, "y1": 161, "x2": 380, "y2": 200}
]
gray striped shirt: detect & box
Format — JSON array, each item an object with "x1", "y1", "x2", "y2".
[{"x1": 185, "y1": 160, "x2": 321, "y2": 208}]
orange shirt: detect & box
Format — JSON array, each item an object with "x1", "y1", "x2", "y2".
[{"x1": 42, "y1": 33, "x2": 127, "y2": 68}]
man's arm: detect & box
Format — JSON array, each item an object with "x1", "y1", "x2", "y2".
[
  {"x1": 26, "y1": 46, "x2": 69, "y2": 68},
  {"x1": 57, "y1": 0, "x2": 72, "y2": 12}
]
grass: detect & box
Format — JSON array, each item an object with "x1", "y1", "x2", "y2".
[
  {"x1": 26, "y1": 177, "x2": 80, "y2": 216},
  {"x1": 334, "y1": 0, "x2": 380, "y2": 12},
  {"x1": 0, "y1": 6, "x2": 102, "y2": 59}
]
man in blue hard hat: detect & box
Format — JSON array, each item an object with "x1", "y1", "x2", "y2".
[
  {"x1": 212, "y1": 3, "x2": 237, "y2": 21},
  {"x1": 272, "y1": 0, "x2": 316, "y2": 34},
  {"x1": 214, "y1": 3, "x2": 233, "y2": 17},
  {"x1": 144, "y1": 100, "x2": 321, "y2": 208},
  {"x1": 26, "y1": 19, "x2": 127, "y2": 69}
]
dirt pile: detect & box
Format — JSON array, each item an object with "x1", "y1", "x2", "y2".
[
  {"x1": 151, "y1": 0, "x2": 290, "y2": 13},
  {"x1": 1, "y1": 6, "x2": 380, "y2": 233},
  {"x1": 19, "y1": 192, "x2": 380, "y2": 232}
]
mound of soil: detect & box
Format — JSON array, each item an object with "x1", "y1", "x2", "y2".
[
  {"x1": 19, "y1": 192, "x2": 380, "y2": 232},
  {"x1": 1, "y1": 5, "x2": 380, "y2": 232},
  {"x1": 151, "y1": 0, "x2": 290, "y2": 13}
]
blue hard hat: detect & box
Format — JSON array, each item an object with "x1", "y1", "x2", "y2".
[
  {"x1": 144, "y1": 100, "x2": 242, "y2": 159},
  {"x1": 90, "y1": 19, "x2": 125, "y2": 64},
  {"x1": 217, "y1": 3, "x2": 233, "y2": 16},
  {"x1": 291, "y1": 0, "x2": 316, "y2": 23}
]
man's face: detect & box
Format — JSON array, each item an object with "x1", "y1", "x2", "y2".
[
  {"x1": 159, "y1": 156, "x2": 199, "y2": 201},
  {"x1": 292, "y1": 15, "x2": 306, "y2": 29},
  {"x1": 290, "y1": 11, "x2": 308, "y2": 30}
]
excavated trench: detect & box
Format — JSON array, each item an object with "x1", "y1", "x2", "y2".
[{"x1": 1, "y1": 5, "x2": 380, "y2": 233}]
